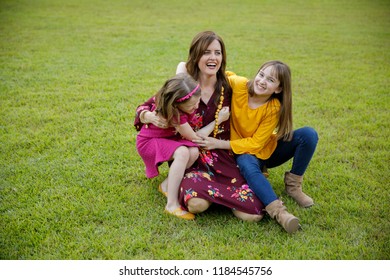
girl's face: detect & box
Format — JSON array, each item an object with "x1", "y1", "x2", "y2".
[
  {"x1": 253, "y1": 66, "x2": 282, "y2": 97},
  {"x1": 197, "y1": 39, "x2": 222, "y2": 76},
  {"x1": 177, "y1": 95, "x2": 201, "y2": 114}
]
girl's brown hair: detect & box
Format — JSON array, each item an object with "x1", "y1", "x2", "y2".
[
  {"x1": 155, "y1": 73, "x2": 201, "y2": 127},
  {"x1": 185, "y1": 31, "x2": 232, "y2": 104},
  {"x1": 247, "y1": 60, "x2": 293, "y2": 141}
]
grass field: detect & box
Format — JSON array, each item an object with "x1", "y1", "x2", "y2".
[{"x1": 0, "y1": 0, "x2": 389, "y2": 260}]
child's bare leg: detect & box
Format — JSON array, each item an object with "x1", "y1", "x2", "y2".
[
  {"x1": 159, "y1": 177, "x2": 168, "y2": 194},
  {"x1": 159, "y1": 147, "x2": 198, "y2": 194},
  {"x1": 187, "y1": 147, "x2": 199, "y2": 168},
  {"x1": 166, "y1": 146, "x2": 190, "y2": 212}
]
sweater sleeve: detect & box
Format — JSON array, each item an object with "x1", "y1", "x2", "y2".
[
  {"x1": 226, "y1": 71, "x2": 237, "y2": 89},
  {"x1": 133, "y1": 96, "x2": 156, "y2": 131}
]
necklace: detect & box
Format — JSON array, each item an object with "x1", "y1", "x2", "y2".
[{"x1": 213, "y1": 87, "x2": 224, "y2": 138}]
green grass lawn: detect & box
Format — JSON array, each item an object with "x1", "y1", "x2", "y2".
[{"x1": 0, "y1": 0, "x2": 389, "y2": 259}]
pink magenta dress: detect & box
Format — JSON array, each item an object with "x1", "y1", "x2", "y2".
[{"x1": 136, "y1": 105, "x2": 199, "y2": 178}]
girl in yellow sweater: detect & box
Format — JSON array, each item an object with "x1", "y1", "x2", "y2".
[{"x1": 195, "y1": 61, "x2": 318, "y2": 233}]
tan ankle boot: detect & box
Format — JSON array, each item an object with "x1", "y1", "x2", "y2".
[
  {"x1": 265, "y1": 200, "x2": 300, "y2": 233},
  {"x1": 284, "y1": 172, "x2": 314, "y2": 208}
]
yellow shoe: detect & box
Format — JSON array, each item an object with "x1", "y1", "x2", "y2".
[{"x1": 164, "y1": 207, "x2": 195, "y2": 220}]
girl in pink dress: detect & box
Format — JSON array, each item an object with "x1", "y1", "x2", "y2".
[{"x1": 136, "y1": 73, "x2": 229, "y2": 220}]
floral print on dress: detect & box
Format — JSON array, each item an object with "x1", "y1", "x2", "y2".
[
  {"x1": 207, "y1": 186, "x2": 223, "y2": 199},
  {"x1": 183, "y1": 188, "x2": 198, "y2": 203},
  {"x1": 199, "y1": 149, "x2": 219, "y2": 166},
  {"x1": 189, "y1": 113, "x2": 203, "y2": 132},
  {"x1": 229, "y1": 184, "x2": 255, "y2": 203},
  {"x1": 184, "y1": 170, "x2": 212, "y2": 182},
  {"x1": 198, "y1": 149, "x2": 225, "y2": 176}
]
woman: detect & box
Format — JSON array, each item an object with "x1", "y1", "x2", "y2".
[{"x1": 134, "y1": 31, "x2": 264, "y2": 221}]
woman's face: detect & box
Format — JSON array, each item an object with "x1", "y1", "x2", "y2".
[{"x1": 197, "y1": 39, "x2": 222, "y2": 76}]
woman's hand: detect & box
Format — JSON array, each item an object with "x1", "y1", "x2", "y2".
[
  {"x1": 218, "y1": 106, "x2": 230, "y2": 124},
  {"x1": 193, "y1": 135, "x2": 228, "y2": 150},
  {"x1": 142, "y1": 111, "x2": 168, "y2": 128}
]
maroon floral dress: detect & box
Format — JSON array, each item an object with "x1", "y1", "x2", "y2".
[{"x1": 134, "y1": 91, "x2": 265, "y2": 215}]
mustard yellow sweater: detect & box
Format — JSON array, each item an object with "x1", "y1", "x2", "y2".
[{"x1": 228, "y1": 72, "x2": 280, "y2": 160}]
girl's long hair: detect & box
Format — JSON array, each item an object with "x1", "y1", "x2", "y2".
[
  {"x1": 247, "y1": 60, "x2": 293, "y2": 141},
  {"x1": 154, "y1": 73, "x2": 201, "y2": 127}
]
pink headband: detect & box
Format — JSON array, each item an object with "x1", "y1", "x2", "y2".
[{"x1": 176, "y1": 84, "x2": 200, "y2": 103}]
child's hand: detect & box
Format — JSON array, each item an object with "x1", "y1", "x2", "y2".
[{"x1": 217, "y1": 106, "x2": 230, "y2": 124}]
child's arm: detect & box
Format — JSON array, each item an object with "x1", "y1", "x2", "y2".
[
  {"x1": 196, "y1": 107, "x2": 230, "y2": 137},
  {"x1": 176, "y1": 122, "x2": 202, "y2": 141},
  {"x1": 177, "y1": 106, "x2": 229, "y2": 140}
]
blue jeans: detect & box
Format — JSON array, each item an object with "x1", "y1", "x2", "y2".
[{"x1": 235, "y1": 127, "x2": 318, "y2": 206}]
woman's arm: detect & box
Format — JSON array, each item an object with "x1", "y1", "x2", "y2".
[
  {"x1": 193, "y1": 136, "x2": 231, "y2": 150},
  {"x1": 195, "y1": 121, "x2": 276, "y2": 152},
  {"x1": 194, "y1": 105, "x2": 277, "y2": 152},
  {"x1": 176, "y1": 62, "x2": 187, "y2": 74},
  {"x1": 133, "y1": 96, "x2": 168, "y2": 130},
  {"x1": 134, "y1": 96, "x2": 154, "y2": 131}
]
